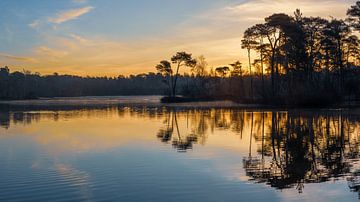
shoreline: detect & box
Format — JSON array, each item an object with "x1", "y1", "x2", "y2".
[{"x1": 0, "y1": 96, "x2": 359, "y2": 111}]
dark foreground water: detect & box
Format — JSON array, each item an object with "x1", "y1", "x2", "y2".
[{"x1": 1, "y1": 106, "x2": 360, "y2": 201}]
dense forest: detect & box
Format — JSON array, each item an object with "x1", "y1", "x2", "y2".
[{"x1": 0, "y1": 1, "x2": 359, "y2": 107}]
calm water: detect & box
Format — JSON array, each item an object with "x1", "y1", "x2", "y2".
[{"x1": 1, "y1": 106, "x2": 360, "y2": 201}]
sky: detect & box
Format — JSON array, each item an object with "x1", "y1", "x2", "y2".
[{"x1": 0, "y1": 0, "x2": 356, "y2": 76}]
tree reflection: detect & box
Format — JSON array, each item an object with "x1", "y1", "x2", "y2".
[
  {"x1": 157, "y1": 110, "x2": 199, "y2": 152},
  {"x1": 1, "y1": 106, "x2": 360, "y2": 196},
  {"x1": 243, "y1": 111, "x2": 360, "y2": 194},
  {"x1": 0, "y1": 110, "x2": 10, "y2": 129},
  {"x1": 156, "y1": 109, "x2": 360, "y2": 195}
]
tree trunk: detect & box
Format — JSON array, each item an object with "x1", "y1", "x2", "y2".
[
  {"x1": 260, "y1": 42, "x2": 265, "y2": 100},
  {"x1": 172, "y1": 63, "x2": 181, "y2": 97},
  {"x1": 247, "y1": 49, "x2": 253, "y2": 100}
]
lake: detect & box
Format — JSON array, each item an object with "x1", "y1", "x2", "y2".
[{"x1": 1, "y1": 103, "x2": 360, "y2": 201}]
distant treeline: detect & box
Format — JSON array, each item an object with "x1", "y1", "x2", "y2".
[
  {"x1": 0, "y1": 1, "x2": 359, "y2": 107},
  {"x1": 0, "y1": 67, "x2": 169, "y2": 99}
]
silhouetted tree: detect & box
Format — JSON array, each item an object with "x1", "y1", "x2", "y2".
[
  {"x1": 170, "y1": 52, "x2": 197, "y2": 97},
  {"x1": 1, "y1": 4, "x2": 359, "y2": 107},
  {"x1": 193, "y1": 55, "x2": 208, "y2": 77},
  {"x1": 156, "y1": 60, "x2": 173, "y2": 96},
  {"x1": 343, "y1": 35, "x2": 360, "y2": 67},
  {"x1": 215, "y1": 66, "x2": 230, "y2": 78},
  {"x1": 230, "y1": 61, "x2": 243, "y2": 77},
  {"x1": 242, "y1": 29, "x2": 259, "y2": 99},
  {"x1": 347, "y1": 1, "x2": 360, "y2": 31}
]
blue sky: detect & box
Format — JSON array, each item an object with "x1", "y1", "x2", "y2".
[
  {"x1": 0, "y1": 0, "x2": 356, "y2": 76},
  {"x1": 0, "y1": 0, "x2": 238, "y2": 52}
]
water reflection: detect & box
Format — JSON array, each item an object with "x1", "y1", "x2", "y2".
[
  {"x1": 1, "y1": 106, "x2": 360, "y2": 199},
  {"x1": 157, "y1": 111, "x2": 202, "y2": 151},
  {"x1": 156, "y1": 109, "x2": 360, "y2": 196}
]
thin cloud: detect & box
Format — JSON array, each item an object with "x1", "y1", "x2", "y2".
[
  {"x1": 48, "y1": 6, "x2": 94, "y2": 24},
  {"x1": 69, "y1": 34, "x2": 91, "y2": 45},
  {"x1": 28, "y1": 20, "x2": 41, "y2": 29},
  {"x1": 0, "y1": 52, "x2": 37, "y2": 63},
  {"x1": 18, "y1": 0, "x2": 356, "y2": 76},
  {"x1": 35, "y1": 46, "x2": 68, "y2": 58}
]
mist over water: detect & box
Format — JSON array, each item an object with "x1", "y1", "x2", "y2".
[{"x1": 1, "y1": 106, "x2": 360, "y2": 201}]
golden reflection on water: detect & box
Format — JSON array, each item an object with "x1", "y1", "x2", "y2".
[
  {"x1": 1, "y1": 106, "x2": 360, "y2": 196},
  {"x1": 0, "y1": 107, "x2": 165, "y2": 154}
]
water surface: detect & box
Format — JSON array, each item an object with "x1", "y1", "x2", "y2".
[{"x1": 1, "y1": 106, "x2": 360, "y2": 201}]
